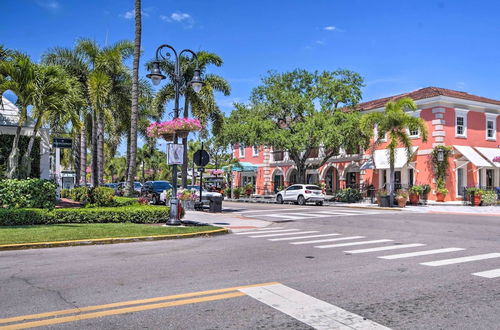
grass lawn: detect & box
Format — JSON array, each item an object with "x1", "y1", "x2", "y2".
[{"x1": 0, "y1": 223, "x2": 222, "y2": 245}]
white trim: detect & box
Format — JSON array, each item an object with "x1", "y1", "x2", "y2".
[
  {"x1": 455, "y1": 163, "x2": 467, "y2": 197},
  {"x1": 252, "y1": 146, "x2": 259, "y2": 157},
  {"x1": 239, "y1": 144, "x2": 245, "y2": 158},
  {"x1": 485, "y1": 113, "x2": 498, "y2": 141}
]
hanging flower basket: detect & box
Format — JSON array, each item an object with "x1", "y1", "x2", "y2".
[
  {"x1": 147, "y1": 118, "x2": 203, "y2": 139},
  {"x1": 210, "y1": 169, "x2": 224, "y2": 176},
  {"x1": 161, "y1": 133, "x2": 174, "y2": 141}
]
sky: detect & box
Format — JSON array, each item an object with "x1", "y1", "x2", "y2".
[{"x1": 2, "y1": 0, "x2": 500, "y2": 150}]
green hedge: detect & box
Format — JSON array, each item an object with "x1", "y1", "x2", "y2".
[
  {"x1": 335, "y1": 188, "x2": 362, "y2": 203},
  {"x1": 0, "y1": 205, "x2": 169, "y2": 226},
  {"x1": 0, "y1": 179, "x2": 56, "y2": 209},
  {"x1": 62, "y1": 186, "x2": 117, "y2": 207}
]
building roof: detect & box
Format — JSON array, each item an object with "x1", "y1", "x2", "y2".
[{"x1": 356, "y1": 87, "x2": 500, "y2": 111}]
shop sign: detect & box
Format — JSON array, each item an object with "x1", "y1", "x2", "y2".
[{"x1": 492, "y1": 156, "x2": 500, "y2": 162}]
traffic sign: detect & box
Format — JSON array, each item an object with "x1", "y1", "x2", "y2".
[
  {"x1": 53, "y1": 138, "x2": 72, "y2": 149},
  {"x1": 193, "y1": 149, "x2": 210, "y2": 167}
]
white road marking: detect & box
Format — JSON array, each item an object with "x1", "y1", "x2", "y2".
[
  {"x1": 472, "y1": 268, "x2": 500, "y2": 278},
  {"x1": 378, "y1": 248, "x2": 466, "y2": 260},
  {"x1": 239, "y1": 208, "x2": 312, "y2": 214},
  {"x1": 255, "y1": 227, "x2": 284, "y2": 231},
  {"x1": 269, "y1": 233, "x2": 341, "y2": 241},
  {"x1": 249, "y1": 231, "x2": 319, "y2": 238},
  {"x1": 420, "y1": 253, "x2": 500, "y2": 267},
  {"x1": 264, "y1": 214, "x2": 314, "y2": 220},
  {"x1": 240, "y1": 283, "x2": 391, "y2": 330},
  {"x1": 314, "y1": 210, "x2": 382, "y2": 215},
  {"x1": 235, "y1": 229, "x2": 300, "y2": 235},
  {"x1": 315, "y1": 239, "x2": 394, "y2": 249},
  {"x1": 344, "y1": 243, "x2": 426, "y2": 254},
  {"x1": 291, "y1": 236, "x2": 365, "y2": 245}
]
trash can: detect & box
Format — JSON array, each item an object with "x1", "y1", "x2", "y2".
[
  {"x1": 208, "y1": 196, "x2": 223, "y2": 213},
  {"x1": 380, "y1": 196, "x2": 391, "y2": 207}
]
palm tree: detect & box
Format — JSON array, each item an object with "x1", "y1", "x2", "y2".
[
  {"x1": 361, "y1": 97, "x2": 428, "y2": 205},
  {"x1": 151, "y1": 51, "x2": 231, "y2": 187},
  {"x1": 20, "y1": 66, "x2": 82, "y2": 178},
  {"x1": 125, "y1": 0, "x2": 142, "y2": 195},
  {"x1": 0, "y1": 53, "x2": 36, "y2": 178}
]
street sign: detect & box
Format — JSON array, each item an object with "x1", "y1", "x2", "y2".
[
  {"x1": 167, "y1": 144, "x2": 184, "y2": 165},
  {"x1": 53, "y1": 138, "x2": 72, "y2": 149},
  {"x1": 193, "y1": 149, "x2": 210, "y2": 167}
]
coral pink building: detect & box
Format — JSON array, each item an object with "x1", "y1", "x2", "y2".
[{"x1": 231, "y1": 87, "x2": 500, "y2": 201}]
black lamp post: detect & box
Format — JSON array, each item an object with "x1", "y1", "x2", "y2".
[{"x1": 147, "y1": 45, "x2": 204, "y2": 225}]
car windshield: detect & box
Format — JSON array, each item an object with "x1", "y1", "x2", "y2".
[
  {"x1": 305, "y1": 185, "x2": 321, "y2": 190},
  {"x1": 153, "y1": 182, "x2": 172, "y2": 190}
]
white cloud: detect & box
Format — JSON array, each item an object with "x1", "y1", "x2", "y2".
[
  {"x1": 324, "y1": 26, "x2": 336, "y2": 31},
  {"x1": 161, "y1": 12, "x2": 194, "y2": 28},
  {"x1": 121, "y1": 9, "x2": 149, "y2": 19},
  {"x1": 315, "y1": 40, "x2": 325, "y2": 45},
  {"x1": 36, "y1": 0, "x2": 59, "y2": 10}
]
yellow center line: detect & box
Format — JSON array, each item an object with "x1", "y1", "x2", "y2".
[
  {"x1": 0, "y1": 282, "x2": 279, "y2": 325},
  {"x1": 1, "y1": 291, "x2": 246, "y2": 329}
]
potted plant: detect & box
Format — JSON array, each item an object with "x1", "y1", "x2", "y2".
[
  {"x1": 435, "y1": 179, "x2": 448, "y2": 202},
  {"x1": 376, "y1": 189, "x2": 390, "y2": 207},
  {"x1": 421, "y1": 184, "x2": 431, "y2": 205},
  {"x1": 146, "y1": 118, "x2": 202, "y2": 140},
  {"x1": 233, "y1": 187, "x2": 242, "y2": 199},
  {"x1": 466, "y1": 187, "x2": 483, "y2": 206},
  {"x1": 408, "y1": 185, "x2": 423, "y2": 205},
  {"x1": 395, "y1": 189, "x2": 408, "y2": 208},
  {"x1": 244, "y1": 183, "x2": 254, "y2": 197}
]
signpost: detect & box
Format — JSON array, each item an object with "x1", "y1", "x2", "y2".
[
  {"x1": 193, "y1": 143, "x2": 210, "y2": 203},
  {"x1": 52, "y1": 138, "x2": 72, "y2": 199}
]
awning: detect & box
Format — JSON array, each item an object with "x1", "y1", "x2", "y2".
[
  {"x1": 222, "y1": 162, "x2": 258, "y2": 172},
  {"x1": 453, "y1": 145, "x2": 492, "y2": 167},
  {"x1": 373, "y1": 147, "x2": 418, "y2": 169},
  {"x1": 473, "y1": 147, "x2": 500, "y2": 167},
  {"x1": 360, "y1": 158, "x2": 375, "y2": 170}
]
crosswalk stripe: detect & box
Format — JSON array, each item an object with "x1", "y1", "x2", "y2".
[
  {"x1": 315, "y1": 239, "x2": 394, "y2": 249},
  {"x1": 314, "y1": 210, "x2": 381, "y2": 215},
  {"x1": 235, "y1": 229, "x2": 299, "y2": 235},
  {"x1": 239, "y1": 208, "x2": 312, "y2": 214},
  {"x1": 255, "y1": 227, "x2": 284, "y2": 231},
  {"x1": 264, "y1": 214, "x2": 313, "y2": 220},
  {"x1": 249, "y1": 231, "x2": 319, "y2": 238},
  {"x1": 344, "y1": 243, "x2": 426, "y2": 254},
  {"x1": 268, "y1": 233, "x2": 341, "y2": 242},
  {"x1": 290, "y1": 236, "x2": 365, "y2": 245},
  {"x1": 420, "y1": 253, "x2": 500, "y2": 266},
  {"x1": 472, "y1": 268, "x2": 500, "y2": 278},
  {"x1": 378, "y1": 248, "x2": 466, "y2": 260}
]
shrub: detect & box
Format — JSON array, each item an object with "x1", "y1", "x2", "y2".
[
  {"x1": 335, "y1": 188, "x2": 362, "y2": 203},
  {"x1": 0, "y1": 205, "x2": 170, "y2": 226},
  {"x1": 409, "y1": 185, "x2": 424, "y2": 195},
  {"x1": 89, "y1": 187, "x2": 115, "y2": 207},
  {"x1": 115, "y1": 196, "x2": 140, "y2": 207},
  {"x1": 0, "y1": 179, "x2": 56, "y2": 209},
  {"x1": 480, "y1": 190, "x2": 497, "y2": 206}
]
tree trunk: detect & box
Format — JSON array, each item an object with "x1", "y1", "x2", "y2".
[
  {"x1": 389, "y1": 163, "x2": 395, "y2": 207},
  {"x1": 91, "y1": 109, "x2": 98, "y2": 187},
  {"x1": 181, "y1": 96, "x2": 189, "y2": 188},
  {"x1": 97, "y1": 108, "x2": 104, "y2": 185},
  {"x1": 5, "y1": 110, "x2": 25, "y2": 179},
  {"x1": 80, "y1": 125, "x2": 87, "y2": 186},
  {"x1": 126, "y1": 0, "x2": 141, "y2": 196},
  {"x1": 125, "y1": 131, "x2": 131, "y2": 182},
  {"x1": 20, "y1": 116, "x2": 43, "y2": 179},
  {"x1": 74, "y1": 130, "x2": 81, "y2": 186}
]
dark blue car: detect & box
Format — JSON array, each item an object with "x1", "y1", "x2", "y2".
[{"x1": 141, "y1": 181, "x2": 172, "y2": 205}]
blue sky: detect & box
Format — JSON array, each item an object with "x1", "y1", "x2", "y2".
[{"x1": 2, "y1": 0, "x2": 500, "y2": 148}]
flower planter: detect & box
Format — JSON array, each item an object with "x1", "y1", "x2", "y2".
[
  {"x1": 161, "y1": 133, "x2": 174, "y2": 141},
  {"x1": 396, "y1": 197, "x2": 407, "y2": 208},
  {"x1": 175, "y1": 130, "x2": 189, "y2": 139},
  {"x1": 409, "y1": 193, "x2": 420, "y2": 206},
  {"x1": 379, "y1": 195, "x2": 390, "y2": 207},
  {"x1": 182, "y1": 200, "x2": 196, "y2": 210},
  {"x1": 436, "y1": 192, "x2": 446, "y2": 202},
  {"x1": 471, "y1": 194, "x2": 482, "y2": 206}
]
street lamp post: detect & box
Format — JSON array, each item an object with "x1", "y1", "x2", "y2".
[{"x1": 147, "y1": 45, "x2": 204, "y2": 225}]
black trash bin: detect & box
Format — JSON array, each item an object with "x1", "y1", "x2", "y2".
[{"x1": 208, "y1": 196, "x2": 223, "y2": 213}]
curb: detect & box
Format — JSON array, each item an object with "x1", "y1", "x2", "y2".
[{"x1": 0, "y1": 228, "x2": 229, "y2": 251}]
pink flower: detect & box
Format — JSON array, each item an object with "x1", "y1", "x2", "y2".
[{"x1": 146, "y1": 118, "x2": 203, "y2": 138}]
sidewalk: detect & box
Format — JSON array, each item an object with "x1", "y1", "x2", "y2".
[
  {"x1": 184, "y1": 210, "x2": 272, "y2": 231},
  {"x1": 406, "y1": 204, "x2": 500, "y2": 216}
]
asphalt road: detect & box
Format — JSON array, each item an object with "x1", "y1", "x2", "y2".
[{"x1": 0, "y1": 202, "x2": 499, "y2": 329}]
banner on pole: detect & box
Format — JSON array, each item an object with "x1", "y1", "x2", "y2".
[{"x1": 167, "y1": 144, "x2": 184, "y2": 165}]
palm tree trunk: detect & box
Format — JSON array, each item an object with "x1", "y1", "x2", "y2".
[
  {"x1": 20, "y1": 116, "x2": 43, "y2": 179},
  {"x1": 181, "y1": 97, "x2": 189, "y2": 188},
  {"x1": 97, "y1": 108, "x2": 104, "y2": 185},
  {"x1": 74, "y1": 130, "x2": 81, "y2": 186},
  {"x1": 389, "y1": 163, "x2": 395, "y2": 207},
  {"x1": 5, "y1": 111, "x2": 25, "y2": 179},
  {"x1": 91, "y1": 110, "x2": 98, "y2": 187},
  {"x1": 125, "y1": 131, "x2": 131, "y2": 181},
  {"x1": 126, "y1": 0, "x2": 141, "y2": 196},
  {"x1": 80, "y1": 125, "x2": 87, "y2": 186}
]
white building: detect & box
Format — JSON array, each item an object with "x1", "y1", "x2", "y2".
[{"x1": 0, "y1": 96, "x2": 50, "y2": 179}]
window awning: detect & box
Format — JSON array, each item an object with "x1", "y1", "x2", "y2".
[
  {"x1": 453, "y1": 145, "x2": 492, "y2": 167},
  {"x1": 373, "y1": 147, "x2": 418, "y2": 169},
  {"x1": 360, "y1": 158, "x2": 375, "y2": 170},
  {"x1": 221, "y1": 162, "x2": 258, "y2": 172},
  {"x1": 473, "y1": 147, "x2": 500, "y2": 168}
]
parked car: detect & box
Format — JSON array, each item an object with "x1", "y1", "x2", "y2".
[
  {"x1": 102, "y1": 183, "x2": 119, "y2": 194},
  {"x1": 276, "y1": 184, "x2": 325, "y2": 206},
  {"x1": 115, "y1": 182, "x2": 143, "y2": 196},
  {"x1": 141, "y1": 181, "x2": 173, "y2": 205}
]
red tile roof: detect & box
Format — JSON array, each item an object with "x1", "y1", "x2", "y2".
[{"x1": 356, "y1": 87, "x2": 500, "y2": 111}]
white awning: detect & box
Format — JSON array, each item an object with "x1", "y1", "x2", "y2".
[
  {"x1": 453, "y1": 145, "x2": 492, "y2": 167},
  {"x1": 474, "y1": 147, "x2": 500, "y2": 168},
  {"x1": 373, "y1": 147, "x2": 418, "y2": 169}
]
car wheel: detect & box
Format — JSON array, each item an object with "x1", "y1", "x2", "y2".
[
  {"x1": 297, "y1": 195, "x2": 306, "y2": 205},
  {"x1": 316, "y1": 201, "x2": 323, "y2": 206},
  {"x1": 152, "y1": 195, "x2": 158, "y2": 205},
  {"x1": 276, "y1": 195, "x2": 284, "y2": 204}
]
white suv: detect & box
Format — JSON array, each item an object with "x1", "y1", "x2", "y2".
[{"x1": 276, "y1": 184, "x2": 325, "y2": 206}]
